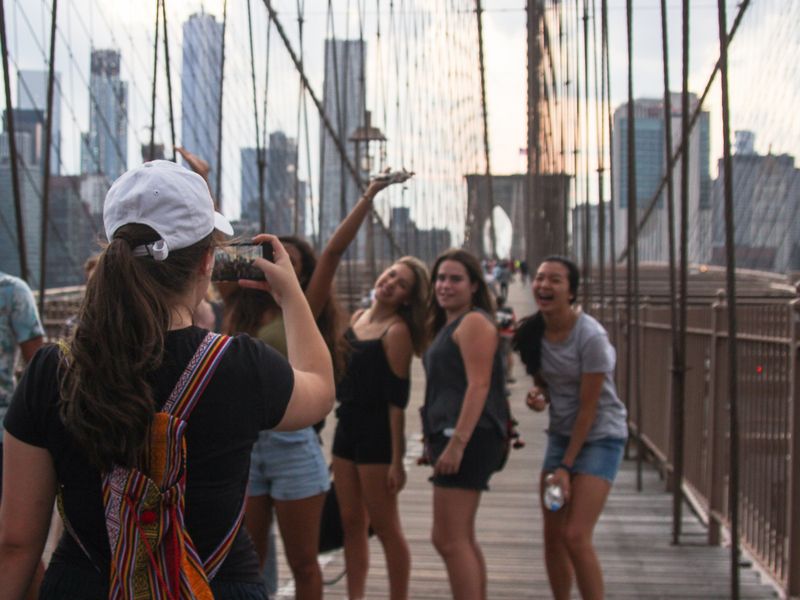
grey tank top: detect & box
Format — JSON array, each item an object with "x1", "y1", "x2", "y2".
[{"x1": 422, "y1": 309, "x2": 509, "y2": 438}]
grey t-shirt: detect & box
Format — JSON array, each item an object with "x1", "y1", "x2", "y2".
[{"x1": 541, "y1": 312, "x2": 628, "y2": 441}]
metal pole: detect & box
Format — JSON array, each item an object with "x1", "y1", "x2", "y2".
[
  {"x1": 38, "y1": 0, "x2": 58, "y2": 316},
  {"x1": 0, "y1": 0, "x2": 28, "y2": 281},
  {"x1": 716, "y1": 0, "x2": 740, "y2": 596},
  {"x1": 660, "y1": 0, "x2": 683, "y2": 545},
  {"x1": 625, "y1": 0, "x2": 643, "y2": 489}
]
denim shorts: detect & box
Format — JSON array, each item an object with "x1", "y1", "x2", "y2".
[
  {"x1": 248, "y1": 427, "x2": 330, "y2": 500},
  {"x1": 542, "y1": 432, "x2": 626, "y2": 483}
]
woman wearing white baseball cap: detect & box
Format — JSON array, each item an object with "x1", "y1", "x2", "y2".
[{"x1": 0, "y1": 160, "x2": 335, "y2": 599}]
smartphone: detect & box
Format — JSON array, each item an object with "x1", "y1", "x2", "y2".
[{"x1": 211, "y1": 242, "x2": 274, "y2": 282}]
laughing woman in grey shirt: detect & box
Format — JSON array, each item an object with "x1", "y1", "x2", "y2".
[{"x1": 513, "y1": 256, "x2": 627, "y2": 600}]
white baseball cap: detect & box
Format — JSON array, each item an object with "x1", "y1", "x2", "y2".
[{"x1": 103, "y1": 160, "x2": 233, "y2": 261}]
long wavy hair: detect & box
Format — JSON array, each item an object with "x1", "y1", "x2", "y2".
[
  {"x1": 427, "y1": 248, "x2": 494, "y2": 336},
  {"x1": 224, "y1": 235, "x2": 348, "y2": 381},
  {"x1": 59, "y1": 224, "x2": 214, "y2": 472},
  {"x1": 390, "y1": 256, "x2": 431, "y2": 355},
  {"x1": 512, "y1": 255, "x2": 580, "y2": 376}
]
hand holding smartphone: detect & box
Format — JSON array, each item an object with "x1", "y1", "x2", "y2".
[{"x1": 211, "y1": 241, "x2": 274, "y2": 282}]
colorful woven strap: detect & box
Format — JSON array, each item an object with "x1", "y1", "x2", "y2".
[{"x1": 163, "y1": 332, "x2": 233, "y2": 420}]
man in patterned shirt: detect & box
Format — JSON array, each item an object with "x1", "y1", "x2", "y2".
[{"x1": 1, "y1": 271, "x2": 45, "y2": 486}]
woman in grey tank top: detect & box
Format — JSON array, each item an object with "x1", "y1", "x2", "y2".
[
  {"x1": 513, "y1": 256, "x2": 627, "y2": 600},
  {"x1": 422, "y1": 249, "x2": 509, "y2": 600}
]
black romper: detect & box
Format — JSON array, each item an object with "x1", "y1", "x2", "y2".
[{"x1": 332, "y1": 328, "x2": 410, "y2": 464}]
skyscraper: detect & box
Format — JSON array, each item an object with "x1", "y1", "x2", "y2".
[
  {"x1": 612, "y1": 94, "x2": 710, "y2": 264},
  {"x1": 18, "y1": 70, "x2": 61, "y2": 175},
  {"x1": 710, "y1": 134, "x2": 800, "y2": 273},
  {"x1": 0, "y1": 111, "x2": 43, "y2": 283},
  {"x1": 241, "y1": 133, "x2": 306, "y2": 233},
  {"x1": 319, "y1": 39, "x2": 366, "y2": 256},
  {"x1": 181, "y1": 11, "x2": 222, "y2": 201},
  {"x1": 80, "y1": 49, "x2": 128, "y2": 181}
]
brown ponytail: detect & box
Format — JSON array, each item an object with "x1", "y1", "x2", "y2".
[{"x1": 59, "y1": 223, "x2": 213, "y2": 472}]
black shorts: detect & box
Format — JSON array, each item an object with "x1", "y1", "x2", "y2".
[
  {"x1": 427, "y1": 427, "x2": 505, "y2": 491},
  {"x1": 332, "y1": 410, "x2": 392, "y2": 464}
]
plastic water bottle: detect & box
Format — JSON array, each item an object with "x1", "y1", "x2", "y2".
[{"x1": 543, "y1": 474, "x2": 564, "y2": 511}]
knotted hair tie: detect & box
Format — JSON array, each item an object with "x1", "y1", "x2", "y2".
[{"x1": 132, "y1": 239, "x2": 170, "y2": 261}]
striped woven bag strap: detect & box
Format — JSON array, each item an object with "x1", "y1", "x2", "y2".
[
  {"x1": 160, "y1": 331, "x2": 246, "y2": 579},
  {"x1": 162, "y1": 332, "x2": 232, "y2": 420}
]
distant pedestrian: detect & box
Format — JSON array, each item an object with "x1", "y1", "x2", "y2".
[
  {"x1": 422, "y1": 249, "x2": 509, "y2": 600},
  {"x1": 513, "y1": 256, "x2": 627, "y2": 600},
  {"x1": 495, "y1": 295, "x2": 516, "y2": 384}
]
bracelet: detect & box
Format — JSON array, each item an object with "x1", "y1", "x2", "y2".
[{"x1": 557, "y1": 462, "x2": 573, "y2": 473}]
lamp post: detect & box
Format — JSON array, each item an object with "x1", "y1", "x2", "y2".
[{"x1": 349, "y1": 111, "x2": 387, "y2": 282}]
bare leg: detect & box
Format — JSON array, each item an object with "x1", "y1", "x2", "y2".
[
  {"x1": 563, "y1": 474, "x2": 612, "y2": 600},
  {"x1": 358, "y1": 464, "x2": 410, "y2": 600},
  {"x1": 541, "y1": 471, "x2": 573, "y2": 600},
  {"x1": 274, "y1": 493, "x2": 326, "y2": 600},
  {"x1": 431, "y1": 486, "x2": 485, "y2": 600},
  {"x1": 332, "y1": 456, "x2": 369, "y2": 599},
  {"x1": 244, "y1": 494, "x2": 274, "y2": 570}
]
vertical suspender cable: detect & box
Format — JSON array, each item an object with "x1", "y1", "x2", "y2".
[
  {"x1": 148, "y1": 0, "x2": 159, "y2": 161},
  {"x1": 660, "y1": 0, "x2": 682, "y2": 545},
  {"x1": 475, "y1": 0, "x2": 496, "y2": 259},
  {"x1": 601, "y1": 0, "x2": 617, "y2": 347},
  {"x1": 262, "y1": 19, "x2": 271, "y2": 235},
  {"x1": 716, "y1": 0, "x2": 740, "y2": 595},
  {"x1": 678, "y1": 0, "x2": 691, "y2": 531},
  {"x1": 38, "y1": 0, "x2": 58, "y2": 315},
  {"x1": 581, "y1": 0, "x2": 591, "y2": 305},
  {"x1": 625, "y1": 0, "x2": 643, "y2": 489},
  {"x1": 246, "y1": 0, "x2": 265, "y2": 231},
  {"x1": 214, "y1": 0, "x2": 228, "y2": 208},
  {"x1": 592, "y1": 0, "x2": 605, "y2": 321},
  {"x1": 572, "y1": 0, "x2": 580, "y2": 263},
  {"x1": 294, "y1": 1, "x2": 305, "y2": 236},
  {"x1": 0, "y1": 0, "x2": 27, "y2": 281},
  {"x1": 161, "y1": 0, "x2": 176, "y2": 161}
]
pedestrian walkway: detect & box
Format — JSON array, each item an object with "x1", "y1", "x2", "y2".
[{"x1": 272, "y1": 279, "x2": 777, "y2": 599}]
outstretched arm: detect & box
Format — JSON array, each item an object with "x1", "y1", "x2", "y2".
[{"x1": 304, "y1": 178, "x2": 391, "y2": 317}]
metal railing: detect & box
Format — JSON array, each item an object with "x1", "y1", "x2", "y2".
[{"x1": 595, "y1": 295, "x2": 800, "y2": 595}]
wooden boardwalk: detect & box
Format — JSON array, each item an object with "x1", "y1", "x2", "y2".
[{"x1": 272, "y1": 281, "x2": 777, "y2": 599}]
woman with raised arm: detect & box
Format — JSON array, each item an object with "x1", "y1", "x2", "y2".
[
  {"x1": 331, "y1": 255, "x2": 429, "y2": 600},
  {"x1": 422, "y1": 249, "x2": 509, "y2": 600},
  {"x1": 513, "y1": 256, "x2": 627, "y2": 600},
  {"x1": 0, "y1": 160, "x2": 334, "y2": 600},
  {"x1": 223, "y1": 175, "x2": 404, "y2": 599}
]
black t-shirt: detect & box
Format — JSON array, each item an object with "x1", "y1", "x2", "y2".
[{"x1": 4, "y1": 326, "x2": 294, "y2": 585}]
